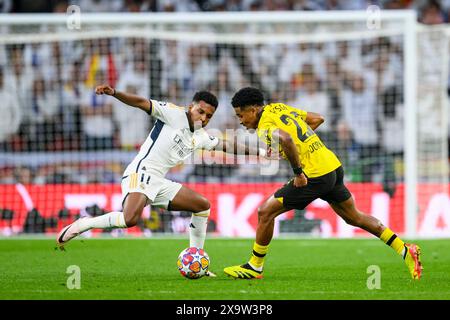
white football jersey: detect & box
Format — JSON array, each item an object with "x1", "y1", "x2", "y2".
[{"x1": 123, "y1": 100, "x2": 219, "y2": 177}]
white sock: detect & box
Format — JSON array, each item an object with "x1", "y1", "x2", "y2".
[
  {"x1": 248, "y1": 262, "x2": 263, "y2": 272},
  {"x1": 189, "y1": 209, "x2": 210, "y2": 249},
  {"x1": 78, "y1": 211, "x2": 127, "y2": 233}
]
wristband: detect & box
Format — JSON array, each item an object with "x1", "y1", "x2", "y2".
[
  {"x1": 292, "y1": 166, "x2": 303, "y2": 176},
  {"x1": 112, "y1": 88, "x2": 116, "y2": 96}
]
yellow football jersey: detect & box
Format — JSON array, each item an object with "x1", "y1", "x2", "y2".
[{"x1": 257, "y1": 103, "x2": 341, "y2": 178}]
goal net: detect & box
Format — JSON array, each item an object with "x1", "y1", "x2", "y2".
[{"x1": 0, "y1": 11, "x2": 448, "y2": 238}]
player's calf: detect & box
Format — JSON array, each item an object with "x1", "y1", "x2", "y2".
[{"x1": 123, "y1": 211, "x2": 140, "y2": 227}]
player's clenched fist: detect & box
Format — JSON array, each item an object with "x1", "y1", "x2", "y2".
[
  {"x1": 95, "y1": 84, "x2": 115, "y2": 96},
  {"x1": 293, "y1": 173, "x2": 307, "y2": 188}
]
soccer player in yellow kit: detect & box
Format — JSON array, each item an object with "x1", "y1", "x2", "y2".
[{"x1": 223, "y1": 87, "x2": 423, "y2": 280}]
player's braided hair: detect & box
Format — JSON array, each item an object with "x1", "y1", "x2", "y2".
[
  {"x1": 231, "y1": 87, "x2": 265, "y2": 109},
  {"x1": 192, "y1": 91, "x2": 218, "y2": 109}
]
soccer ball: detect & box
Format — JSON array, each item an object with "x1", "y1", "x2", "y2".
[{"x1": 177, "y1": 247, "x2": 210, "y2": 279}]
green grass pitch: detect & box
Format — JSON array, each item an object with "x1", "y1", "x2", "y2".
[{"x1": 1, "y1": 238, "x2": 449, "y2": 300}]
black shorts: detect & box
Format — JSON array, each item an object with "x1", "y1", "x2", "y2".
[{"x1": 274, "y1": 166, "x2": 352, "y2": 210}]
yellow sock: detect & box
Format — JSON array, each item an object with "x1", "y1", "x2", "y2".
[
  {"x1": 248, "y1": 242, "x2": 269, "y2": 270},
  {"x1": 380, "y1": 228, "x2": 405, "y2": 256}
]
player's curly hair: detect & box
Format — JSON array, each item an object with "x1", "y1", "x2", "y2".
[
  {"x1": 231, "y1": 87, "x2": 265, "y2": 109},
  {"x1": 192, "y1": 91, "x2": 218, "y2": 109}
]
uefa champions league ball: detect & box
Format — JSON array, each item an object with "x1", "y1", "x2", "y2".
[{"x1": 177, "y1": 247, "x2": 210, "y2": 279}]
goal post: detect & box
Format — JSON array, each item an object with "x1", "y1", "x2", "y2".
[{"x1": 403, "y1": 11, "x2": 418, "y2": 239}]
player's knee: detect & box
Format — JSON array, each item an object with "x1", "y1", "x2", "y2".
[
  {"x1": 123, "y1": 210, "x2": 140, "y2": 227},
  {"x1": 195, "y1": 197, "x2": 210, "y2": 212},
  {"x1": 124, "y1": 216, "x2": 137, "y2": 227},
  {"x1": 257, "y1": 207, "x2": 272, "y2": 224}
]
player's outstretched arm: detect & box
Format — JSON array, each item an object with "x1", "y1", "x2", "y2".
[
  {"x1": 305, "y1": 112, "x2": 325, "y2": 131},
  {"x1": 216, "y1": 138, "x2": 266, "y2": 157},
  {"x1": 95, "y1": 84, "x2": 151, "y2": 114}
]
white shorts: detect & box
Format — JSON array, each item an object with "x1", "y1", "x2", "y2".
[{"x1": 121, "y1": 171, "x2": 182, "y2": 209}]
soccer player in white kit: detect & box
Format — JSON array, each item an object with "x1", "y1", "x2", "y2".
[{"x1": 56, "y1": 85, "x2": 256, "y2": 273}]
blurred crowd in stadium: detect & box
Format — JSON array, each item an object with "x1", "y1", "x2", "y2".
[{"x1": 0, "y1": 0, "x2": 448, "y2": 189}]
